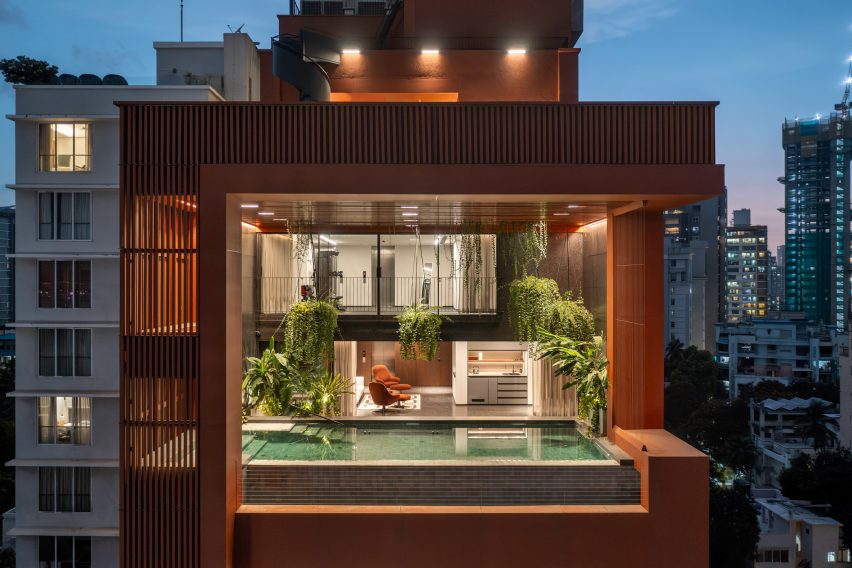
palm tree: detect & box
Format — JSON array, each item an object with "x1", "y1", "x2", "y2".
[
  {"x1": 794, "y1": 400, "x2": 839, "y2": 451},
  {"x1": 665, "y1": 338, "x2": 685, "y2": 363}
]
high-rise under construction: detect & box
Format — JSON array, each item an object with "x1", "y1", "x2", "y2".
[{"x1": 781, "y1": 112, "x2": 852, "y2": 330}]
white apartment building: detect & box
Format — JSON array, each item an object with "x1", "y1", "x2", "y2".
[
  {"x1": 749, "y1": 397, "x2": 840, "y2": 488},
  {"x1": 715, "y1": 313, "x2": 847, "y2": 397},
  {"x1": 753, "y1": 488, "x2": 850, "y2": 568},
  {"x1": 5, "y1": 32, "x2": 259, "y2": 567}
]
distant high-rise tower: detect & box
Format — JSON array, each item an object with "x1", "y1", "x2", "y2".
[
  {"x1": 663, "y1": 192, "x2": 727, "y2": 349},
  {"x1": 781, "y1": 114, "x2": 852, "y2": 330},
  {"x1": 725, "y1": 208, "x2": 769, "y2": 322}
]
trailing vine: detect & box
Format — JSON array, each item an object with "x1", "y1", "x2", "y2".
[
  {"x1": 283, "y1": 298, "x2": 339, "y2": 366},
  {"x1": 547, "y1": 292, "x2": 596, "y2": 343},
  {"x1": 508, "y1": 276, "x2": 560, "y2": 342},
  {"x1": 396, "y1": 305, "x2": 449, "y2": 361},
  {"x1": 508, "y1": 277, "x2": 595, "y2": 344},
  {"x1": 500, "y1": 221, "x2": 549, "y2": 278},
  {"x1": 288, "y1": 220, "x2": 313, "y2": 267},
  {"x1": 459, "y1": 222, "x2": 483, "y2": 294}
]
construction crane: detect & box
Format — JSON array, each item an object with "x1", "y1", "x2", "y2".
[{"x1": 835, "y1": 56, "x2": 852, "y2": 118}]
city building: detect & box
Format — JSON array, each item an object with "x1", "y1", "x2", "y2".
[
  {"x1": 111, "y1": 1, "x2": 726, "y2": 566},
  {"x1": 5, "y1": 33, "x2": 258, "y2": 567},
  {"x1": 781, "y1": 113, "x2": 852, "y2": 330},
  {"x1": 0, "y1": 206, "x2": 14, "y2": 361},
  {"x1": 775, "y1": 244, "x2": 787, "y2": 309},
  {"x1": 753, "y1": 488, "x2": 850, "y2": 568},
  {"x1": 725, "y1": 208, "x2": 769, "y2": 322},
  {"x1": 768, "y1": 250, "x2": 784, "y2": 311},
  {"x1": 749, "y1": 397, "x2": 840, "y2": 487},
  {"x1": 841, "y1": 337, "x2": 851, "y2": 449},
  {"x1": 716, "y1": 312, "x2": 848, "y2": 397},
  {"x1": 663, "y1": 193, "x2": 727, "y2": 350}
]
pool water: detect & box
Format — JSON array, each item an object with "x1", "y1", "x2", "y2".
[{"x1": 242, "y1": 420, "x2": 608, "y2": 462}]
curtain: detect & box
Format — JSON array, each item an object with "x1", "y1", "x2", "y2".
[
  {"x1": 334, "y1": 341, "x2": 357, "y2": 416},
  {"x1": 38, "y1": 192, "x2": 53, "y2": 240},
  {"x1": 38, "y1": 329, "x2": 55, "y2": 377},
  {"x1": 38, "y1": 397, "x2": 53, "y2": 443},
  {"x1": 74, "y1": 330, "x2": 91, "y2": 376},
  {"x1": 74, "y1": 193, "x2": 91, "y2": 240},
  {"x1": 57, "y1": 467, "x2": 73, "y2": 512},
  {"x1": 259, "y1": 234, "x2": 295, "y2": 314},
  {"x1": 74, "y1": 467, "x2": 91, "y2": 512},
  {"x1": 56, "y1": 329, "x2": 73, "y2": 376},
  {"x1": 73, "y1": 398, "x2": 91, "y2": 445},
  {"x1": 38, "y1": 467, "x2": 55, "y2": 511},
  {"x1": 57, "y1": 192, "x2": 73, "y2": 240},
  {"x1": 531, "y1": 358, "x2": 577, "y2": 417}
]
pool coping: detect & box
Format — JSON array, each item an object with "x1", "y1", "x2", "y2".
[{"x1": 241, "y1": 417, "x2": 635, "y2": 467}]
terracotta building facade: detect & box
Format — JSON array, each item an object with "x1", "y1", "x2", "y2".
[{"x1": 119, "y1": 1, "x2": 723, "y2": 566}]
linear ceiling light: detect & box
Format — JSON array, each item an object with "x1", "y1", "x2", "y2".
[
  {"x1": 241, "y1": 203, "x2": 259, "y2": 208},
  {"x1": 258, "y1": 211, "x2": 274, "y2": 216},
  {"x1": 421, "y1": 49, "x2": 440, "y2": 54},
  {"x1": 342, "y1": 48, "x2": 361, "y2": 54},
  {"x1": 507, "y1": 48, "x2": 527, "y2": 55}
]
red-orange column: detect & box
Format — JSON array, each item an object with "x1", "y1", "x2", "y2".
[{"x1": 606, "y1": 206, "x2": 664, "y2": 433}]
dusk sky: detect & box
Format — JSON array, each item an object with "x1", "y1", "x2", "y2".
[{"x1": 0, "y1": 0, "x2": 850, "y2": 250}]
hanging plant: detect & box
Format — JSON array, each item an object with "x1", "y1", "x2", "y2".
[
  {"x1": 396, "y1": 305, "x2": 449, "y2": 361},
  {"x1": 508, "y1": 276, "x2": 560, "y2": 342},
  {"x1": 547, "y1": 292, "x2": 595, "y2": 343},
  {"x1": 288, "y1": 220, "x2": 313, "y2": 267},
  {"x1": 459, "y1": 222, "x2": 483, "y2": 294},
  {"x1": 500, "y1": 221, "x2": 549, "y2": 278},
  {"x1": 283, "y1": 298, "x2": 339, "y2": 365}
]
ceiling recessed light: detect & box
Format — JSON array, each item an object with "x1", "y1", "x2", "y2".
[
  {"x1": 554, "y1": 213, "x2": 571, "y2": 216},
  {"x1": 241, "y1": 204, "x2": 259, "y2": 208},
  {"x1": 402, "y1": 212, "x2": 419, "y2": 217},
  {"x1": 421, "y1": 48, "x2": 440, "y2": 54},
  {"x1": 273, "y1": 218, "x2": 287, "y2": 222},
  {"x1": 342, "y1": 48, "x2": 361, "y2": 54},
  {"x1": 566, "y1": 205, "x2": 580, "y2": 208},
  {"x1": 507, "y1": 48, "x2": 527, "y2": 55},
  {"x1": 400, "y1": 205, "x2": 419, "y2": 209},
  {"x1": 258, "y1": 212, "x2": 274, "y2": 216}
]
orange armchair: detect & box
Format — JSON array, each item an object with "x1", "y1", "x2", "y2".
[
  {"x1": 368, "y1": 381, "x2": 411, "y2": 414},
  {"x1": 372, "y1": 364, "x2": 412, "y2": 392}
]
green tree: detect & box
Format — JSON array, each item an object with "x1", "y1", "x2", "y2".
[
  {"x1": 738, "y1": 379, "x2": 839, "y2": 404},
  {"x1": 779, "y1": 450, "x2": 852, "y2": 547},
  {"x1": 709, "y1": 483, "x2": 759, "y2": 568},
  {"x1": 794, "y1": 400, "x2": 838, "y2": 451},
  {"x1": 0, "y1": 56, "x2": 58, "y2": 84}
]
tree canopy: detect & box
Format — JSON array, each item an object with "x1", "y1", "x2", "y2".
[
  {"x1": 709, "y1": 483, "x2": 760, "y2": 568},
  {"x1": 0, "y1": 56, "x2": 58, "y2": 84}
]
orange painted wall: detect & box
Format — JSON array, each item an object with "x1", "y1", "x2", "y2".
[
  {"x1": 260, "y1": 49, "x2": 578, "y2": 103},
  {"x1": 233, "y1": 429, "x2": 708, "y2": 568}
]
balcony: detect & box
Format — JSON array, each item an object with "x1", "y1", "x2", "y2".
[{"x1": 257, "y1": 275, "x2": 497, "y2": 319}]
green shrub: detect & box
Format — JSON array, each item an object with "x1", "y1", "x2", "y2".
[{"x1": 397, "y1": 305, "x2": 447, "y2": 361}]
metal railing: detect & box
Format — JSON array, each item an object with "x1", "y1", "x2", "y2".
[
  {"x1": 258, "y1": 276, "x2": 497, "y2": 316},
  {"x1": 289, "y1": 0, "x2": 390, "y2": 16}
]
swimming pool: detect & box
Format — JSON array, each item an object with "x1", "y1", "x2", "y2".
[{"x1": 242, "y1": 420, "x2": 609, "y2": 463}]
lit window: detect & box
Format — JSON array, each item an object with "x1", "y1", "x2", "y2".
[
  {"x1": 38, "y1": 123, "x2": 91, "y2": 172},
  {"x1": 38, "y1": 396, "x2": 91, "y2": 445}
]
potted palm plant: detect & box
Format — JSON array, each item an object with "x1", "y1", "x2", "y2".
[{"x1": 535, "y1": 328, "x2": 608, "y2": 435}]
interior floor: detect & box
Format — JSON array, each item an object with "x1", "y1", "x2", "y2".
[{"x1": 355, "y1": 386, "x2": 535, "y2": 418}]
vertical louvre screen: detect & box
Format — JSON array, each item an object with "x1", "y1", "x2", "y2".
[{"x1": 121, "y1": 105, "x2": 200, "y2": 568}]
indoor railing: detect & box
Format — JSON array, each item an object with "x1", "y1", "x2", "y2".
[{"x1": 257, "y1": 275, "x2": 497, "y2": 316}]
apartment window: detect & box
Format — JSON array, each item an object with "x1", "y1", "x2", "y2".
[
  {"x1": 38, "y1": 192, "x2": 91, "y2": 240},
  {"x1": 38, "y1": 396, "x2": 91, "y2": 445},
  {"x1": 38, "y1": 535, "x2": 91, "y2": 567},
  {"x1": 38, "y1": 123, "x2": 91, "y2": 172},
  {"x1": 38, "y1": 467, "x2": 91, "y2": 512},
  {"x1": 756, "y1": 549, "x2": 789, "y2": 563},
  {"x1": 38, "y1": 260, "x2": 91, "y2": 308},
  {"x1": 38, "y1": 329, "x2": 92, "y2": 377}
]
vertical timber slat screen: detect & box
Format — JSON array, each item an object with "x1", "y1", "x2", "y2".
[{"x1": 119, "y1": 101, "x2": 715, "y2": 567}]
